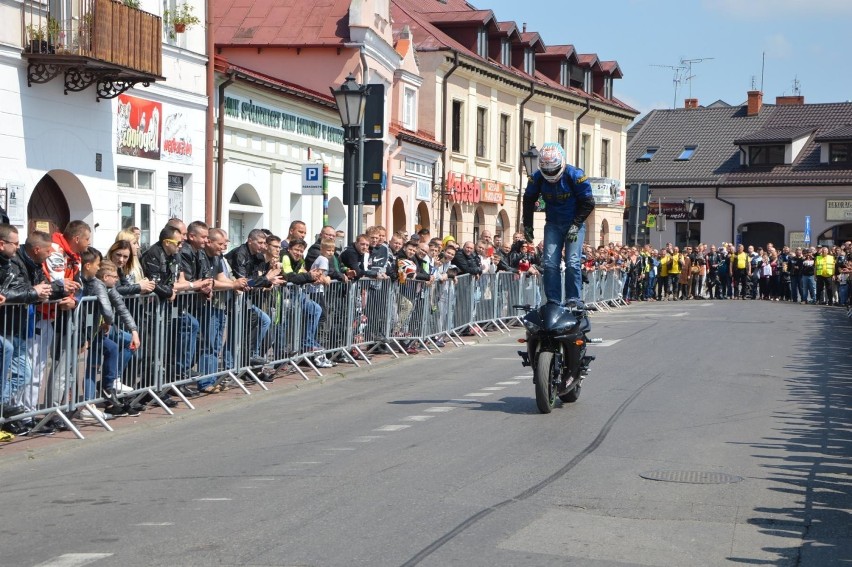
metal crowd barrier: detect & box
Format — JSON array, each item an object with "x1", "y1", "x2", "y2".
[{"x1": 0, "y1": 264, "x2": 630, "y2": 441}]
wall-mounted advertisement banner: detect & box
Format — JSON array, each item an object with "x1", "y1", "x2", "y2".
[
  {"x1": 588, "y1": 177, "x2": 624, "y2": 206},
  {"x1": 445, "y1": 172, "x2": 505, "y2": 205},
  {"x1": 826, "y1": 199, "x2": 852, "y2": 221},
  {"x1": 161, "y1": 108, "x2": 193, "y2": 164},
  {"x1": 648, "y1": 202, "x2": 705, "y2": 221},
  {"x1": 116, "y1": 94, "x2": 161, "y2": 160}
]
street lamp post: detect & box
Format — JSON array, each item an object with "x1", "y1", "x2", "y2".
[
  {"x1": 684, "y1": 196, "x2": 695, "y2": 247},
  {"x1": 330, "y1": 74, "x2": 368, "y2": 241},
  {"x1": 519, "y1": 144, "x2": 539, "y2": 233}
]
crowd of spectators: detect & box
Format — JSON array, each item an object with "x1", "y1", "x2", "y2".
[{"x1": 2, "y1": 215, "x2": 847, "y2": 442}]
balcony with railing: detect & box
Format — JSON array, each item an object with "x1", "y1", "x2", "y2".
[{"x1": 22, "y1": 0, "x2": 164, "y2": 100}]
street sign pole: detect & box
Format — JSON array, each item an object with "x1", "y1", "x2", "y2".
[{"x1": 804, "y1": 215, "x2": 811, "y2": 247}]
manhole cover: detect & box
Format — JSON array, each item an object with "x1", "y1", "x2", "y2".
[{"x1": 640, "y1": 470, "x2": 743, "y2": 484}]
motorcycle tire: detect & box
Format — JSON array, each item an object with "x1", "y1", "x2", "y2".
[
  {"x1": 534, "y1": 351, "x2": 557, "y2": 414},
  {"x1": 559, "y1": 382, "x2": 581, "y2": 403}
]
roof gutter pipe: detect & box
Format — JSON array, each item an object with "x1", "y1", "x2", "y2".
[
  {"x1": 438, "y1": 50, "x2": 460, "y2": 238},
  {"x1": 575, "y1": 98, "x2": 591, "y2": 165},
  {"x1": 216, "y1": 71, "x2": 236, "y2": 228},
  {"x1": 715, "y1": 182, "x2": 736, "y2": 243}
]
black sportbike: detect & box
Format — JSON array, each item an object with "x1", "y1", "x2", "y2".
[{"x1": 516, "y1": 301, "x2": 597, "y2": 414}]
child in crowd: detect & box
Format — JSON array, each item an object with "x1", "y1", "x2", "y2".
[{"x1": 79, "y1": 249, "x2": 141, "y2": 420}]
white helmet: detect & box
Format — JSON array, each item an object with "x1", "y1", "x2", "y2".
[{"x1": 538, "y1": 142, "x2": 566, "y2": 183}]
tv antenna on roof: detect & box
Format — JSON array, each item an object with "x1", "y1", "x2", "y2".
[
  {"x1": 650, "y1": 63, "x2": 687, "y2": 109},
  {"x1": 680, "y1": 57, "x2": 714, "y2": 99}
]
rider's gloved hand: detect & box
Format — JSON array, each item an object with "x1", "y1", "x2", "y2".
[
  {"x1": 524, "y1": 227, "x2": 534, "y2": 243},
  {"x1": 566, "y1": 224, "x2": 581, "y2": 242}
]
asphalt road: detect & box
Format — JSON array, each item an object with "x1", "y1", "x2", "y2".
[{"x1": 1, "y1": 300, "x2": 850, "y2": 567}]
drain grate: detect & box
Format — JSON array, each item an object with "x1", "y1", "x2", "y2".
[{"x1": 640, "y1": 470, "x2": 743, "y2": 484}]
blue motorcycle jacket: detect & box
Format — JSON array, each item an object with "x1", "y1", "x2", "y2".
[{"x1": 522, "y1": 165, "x2": 596, "y2": 230}]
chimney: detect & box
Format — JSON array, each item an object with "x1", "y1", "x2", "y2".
[
  {"x1": 684, "y1": 98, "x2": 699, "y2": 109},
  {"x1": 747, "y1": 90, "x2": 763, "y2": 116},
  {"x1": 776, "y1": 95, "x2": 805, "y2": 105}
]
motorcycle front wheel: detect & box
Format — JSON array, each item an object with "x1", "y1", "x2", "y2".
[{"x1": 534, "y1": 351, "x2": 557, "y2": 414}]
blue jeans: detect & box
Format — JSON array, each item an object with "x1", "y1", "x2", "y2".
[
  {"x1": 790, "y1": 274, "x2": 802, "y2": 302},
  {"x1": 84, "y1": 332, "x2": 119, "y2": 401},
  {"x1": 198, "y1": 308, "x2": 230, "y2": 388},
  {"x1": 298, "y1": 293, "x2": 323, "y2": 350},
  {"x1": 1, "y1": 334, "x2": 31, "y2": 406},
  {"x1": 542, "y1": 221, "x2": 586, "y2": 303},
  {"x1": 178, "y1": 311, "x2": 200, "y2": 375},
  {"x1": 107, "y1": 327, "x2": 135, "y2": 378},
  {"x1": 802, "y1": 275, "x2": 816, "y2": 303},
  {"x1": 645, "y1": 274, "x2": 656, "y2": 299},
  {"x1": 249, "y1": 304, "x2": 271, "y2": 358}
]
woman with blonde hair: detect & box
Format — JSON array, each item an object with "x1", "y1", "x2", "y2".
[{"x1": 114, "y1": 229, "x2": 146, "y2": 285}]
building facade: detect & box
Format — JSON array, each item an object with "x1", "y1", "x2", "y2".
[
  {"x1": 0, "y1": 0, "x2": 207, "y2": 250},
  {"x1": 627, "y1": 93, "x2": 852, "y2": 249}
]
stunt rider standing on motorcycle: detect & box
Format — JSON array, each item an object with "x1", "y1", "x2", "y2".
[{"x1": 522, "y1": 142, "x2": 596, "y2": 304}]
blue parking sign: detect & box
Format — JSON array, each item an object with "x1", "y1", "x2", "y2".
[
  {"x1": 302, "y1": 163, "x2": 323, "y2": 195},
  {"x1": 804, "y1": 215, "x2": 811, "y2": 245}
]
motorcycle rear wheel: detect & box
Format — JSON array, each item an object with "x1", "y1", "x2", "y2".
[{"x1": 534, "y1": 351, "x2": 557, "y2": 414}]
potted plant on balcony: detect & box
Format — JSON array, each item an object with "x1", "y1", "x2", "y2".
[
  {"x1": 26, "y1": 24, "x2": 47, "y2": 53},
  {"x1": 164, "y1": 2, "x2": 200, "y2": 39}
]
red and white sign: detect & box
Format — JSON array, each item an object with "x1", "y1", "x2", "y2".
[
  {"x1": 161, "y1": 108, "x2": 193, "y2": 164},
  {"x1": 116, "y1": 94, "x2": 161, "y2": 160},
  {"x1": 446, "y1": 172, "x2": 505, "y2": 205}
]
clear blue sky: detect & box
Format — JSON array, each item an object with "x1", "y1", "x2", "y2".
[{"x1": 477, "y1": 0, "x2": 852, "y2": 118}]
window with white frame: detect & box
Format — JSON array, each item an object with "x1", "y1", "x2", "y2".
[
  {"x1": 560, "y1": 62, "x2": 569, "y2": 87},
  {"x1": 523, "y1": 120, "x2": 533, "y2": 152},
  {"x1": 583, "y1": 70, "x2": 592, "y2": 93},
  {"x1": 604, "y1": 76, "x2": 612, "y2": 99},
  {"x1": 580, "y1": 133, "x2": 591, "y2": 171},
  {"x1": 557, "y1": 128, "x2": 567, "y2": 151},
  {"x1": 451, "y1": 100, "x2": 463, "y2": 153},
  {"x1": 403, "y1": 87, "x2": 416, "y2": 130},
  {"x1": 476, "y1": 107, "x2": 488, "y2": 158},
  {"x1": 477, "y1": 27, "x2": 488, "y2": 58},
  {"x1": 117, "y1": 167, "x2": 154, "y2": 190},
  {"x1": 499, "y1": 113, "x2": 510, "y2": 163},
  {"x1": 524, "y1": 48, "x2": 535, "y2": 75},
  {"x1": 600, "y1": 139, "x2": 610, "y2": 177},
  {"x1": 500, "y1": 38, "x2": 511, "y2": 66}
]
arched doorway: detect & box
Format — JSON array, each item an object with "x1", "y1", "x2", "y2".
[
  {"x1": 449, "y1": 204, "x2": 462, "y2": 240},
  {"x1": 473, "y1": 206, "x2": 484, "y2": 242},
  {"x1": 600, "y1": 218, "x2": 610, "y2": 246},
  {"x1": 27, "y1": 175, "x2": 69, "y2": 235},
  {"x1": 496, "y1": 209, "x2": 510, "y2": 242},
  {"x1": 415, "y1": 202, "x2": 430, "y2": 234},
  {"x1": 817, "y1": 223, "x2": 852, "y2": 246},
  {"x1": 738, "y1": 221, "x2": 784, "y2": 250},
  {"x1": 226, "y1": 183, "x2": 263, "y2": 249},
  {"x1": 392, "y1": 197, "x2": 406, "y2": 235},
  {"x1": 327, "y1": 197, "x2": 347, "y2": 237}
]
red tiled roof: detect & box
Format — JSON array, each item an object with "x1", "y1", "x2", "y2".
[
  {"x1": 214, "y1": 0, "x2": 351, "y2": 47},
  {"x1": 577, "y1": 53, "x2": 601, "y2": 70},
  {"x1": 599, "y1": 60, "x2": 623, "y2": 78},
  {"x1": 539, "y1": 44, "x2": 576, "y2": 59},
  {"x1": 520, "y1": 32, "x2": 545, "y2": 51},
  {"x1": 496, "y1": 21, "x2": 520, "y2": 38},
  {"x1": 216, "y1": 57, "x2": 336, "y2": 107},
  {"x1": 419, "y1": 9, "x2": 496, "y2": 26}
]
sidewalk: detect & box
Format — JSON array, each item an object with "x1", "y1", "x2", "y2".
[{"x1": 0, "y1": 335, "x2": 486, "y2": 460}]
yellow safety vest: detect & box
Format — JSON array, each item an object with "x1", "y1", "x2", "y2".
[
  {"x1": 815, "y1": 255, "x2": 835, "y2": 277},
  {"x1": 669, "y1": 254, "x2": 681, "y2": 274},
  {"x1": 735, "y1": 252, "x2": 748, "y2": 270}
]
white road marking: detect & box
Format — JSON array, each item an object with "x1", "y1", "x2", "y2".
[
  {"x1": 352, "y1": 436, "x2": 384, "y2": 442},
  {"x1": 497, "y1": 381, "x2": 521, "y2": 385},
  {"x1": 700, "y1": 302, "x2": 714, "y2": 307},
  {"x1": 672, "y1": 312, "x2": 688, "y2": 317},
  {"x1": 589, "y1": 339, "x2": 621, "y2": 347},
  {"x1": 374, "y1": 424, "x2": 411, "y2": 432},
  {"x1": 135, "y1": 523, "x2": 174, "y2": 526},
  {"x1": 325, "y1": 447, "x2": 356, "y2": 451},
  {"x1": 292, "y1": 462, "x2": 322, "y2": 465},
  {"x1": 403, "y1": 415, "x2": 435, "y2": 422},
  {"x1": 481, "y1": 386, "x2": 506, "y2": 391},
  {"x1": 34, "y1": 554, "x2": 112, "y2": 567},
  {"x1": 464, "y1": 392, "x2": 493, "y2": 397},
  {"x1": 512, "y1": 375, "x2": 533, "y2": 379},
  {"x1": 493, "y1": 357, "x2": 520, "y2": 361},
  {"x1": 449, "y1": 399, "x2": 478, "y2": 403},
  {"x1": 194, "y1": 498, "x2": 232, "y2": 501},
  {"x1": 425, "y1": 407, "x2": 455, "y2": 413}
]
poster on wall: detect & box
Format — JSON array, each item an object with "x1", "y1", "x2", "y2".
[
  {"x1": 6, "y1": 184, "x2": 25, "y2": 226},
  {"x1": 588, "y1": 177, "x2": 623, "y2": 206},
  {"x1": 161, "y1": 107, "x2": 193, "y2": 164},
  {"x1": 116, "y1": 94, "x2": 162, "y2": 160}
]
